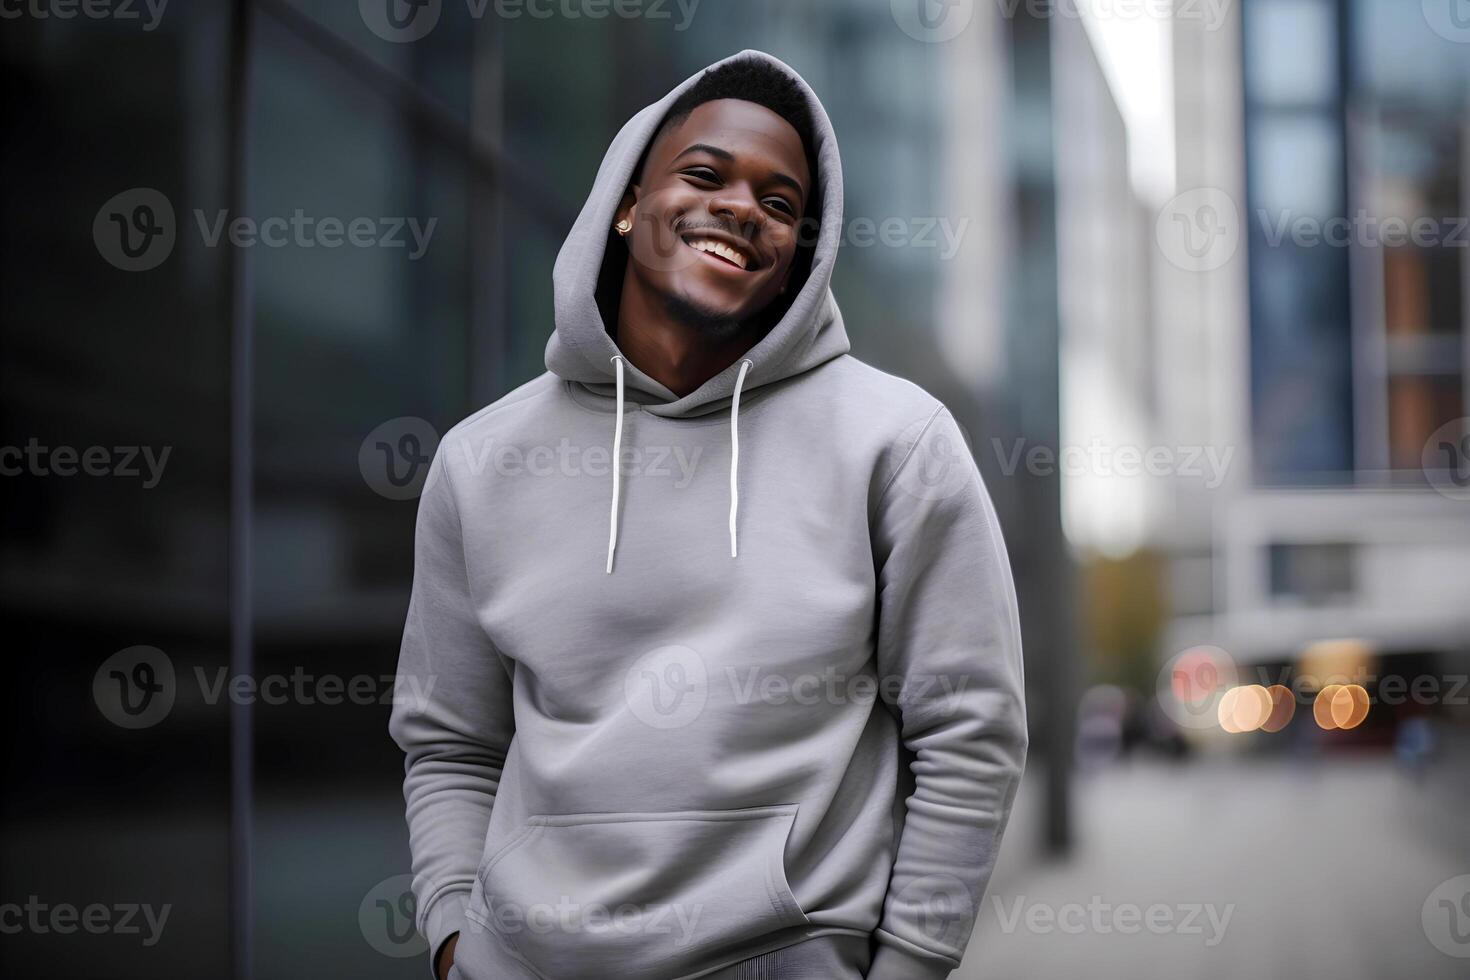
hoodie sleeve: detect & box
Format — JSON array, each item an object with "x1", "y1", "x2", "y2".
[
  {"x1": 866, "y1": 405, "x2": 1028, "y2": 980},
  {"x1": 388, "y1": 447, "x2": 515, "y2": 972}
]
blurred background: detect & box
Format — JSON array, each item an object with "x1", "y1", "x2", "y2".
[{"x1": 2, "y1": 1, "x2": 1468, "y2": 977}]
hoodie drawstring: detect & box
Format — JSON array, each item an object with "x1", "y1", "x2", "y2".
[
  {"x1": 603, "y1": 356, "x2": 754, "y2": 573},
  {"x1": 605, "y1": 355, "x2": 625, "y2": 574},
  {"x1": 729, "y1": 358, "x2": 752, "y2": 558}
]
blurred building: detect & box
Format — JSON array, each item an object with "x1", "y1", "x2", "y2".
[
  {"x1": 1167, "y1": 1, "x2": 1470, "y2": 672},
  {"x1": 2, "y1": 2, "x2": 1077, "y2": 978}
]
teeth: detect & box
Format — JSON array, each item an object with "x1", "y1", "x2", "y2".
[{"x1": 687, "y1": 237, "x2": 747, "y2": 270}]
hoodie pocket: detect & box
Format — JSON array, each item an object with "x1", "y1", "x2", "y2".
[{"x1": 472, "y1": 804, "x2": 808, "y2": 980}]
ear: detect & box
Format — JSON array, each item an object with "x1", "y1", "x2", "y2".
[{"x1": 614, "y1": 189, "x2": 638, "y2": 230}]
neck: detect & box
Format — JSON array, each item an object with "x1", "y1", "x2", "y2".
[{"x1": 615, "y1": 275, "x2": 761, "y2": 398}]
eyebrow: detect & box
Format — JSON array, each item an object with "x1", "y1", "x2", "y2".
[{"x1": 672, "y1": 143, "x2": 806, "y2": 202}]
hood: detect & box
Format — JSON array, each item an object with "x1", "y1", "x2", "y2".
[{"x1": 544, "y1": 49, "x2": 849, "y2": 420}]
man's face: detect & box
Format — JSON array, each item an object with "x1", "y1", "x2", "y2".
[{"x1": 617, "y1": 98, "x2": 812, "y2": 332}]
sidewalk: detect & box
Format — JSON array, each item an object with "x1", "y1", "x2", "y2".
[{"x1": 961, "y1": 756, "x2": 1470, "y2": 980}]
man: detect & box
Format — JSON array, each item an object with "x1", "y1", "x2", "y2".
[{"x1": 390, "y1": 50, "x2": 1027, "y2": 980}]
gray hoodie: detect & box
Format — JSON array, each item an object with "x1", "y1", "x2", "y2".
[{"x1": 390, "y1": 49, "x2": 1027, "y2": 980}]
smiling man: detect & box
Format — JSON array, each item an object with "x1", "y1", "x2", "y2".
[{"x1": 391, "y1": 51, "x2": 1027, "y2": 980}]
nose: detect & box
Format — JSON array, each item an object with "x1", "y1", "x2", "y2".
[{"x1": 708, "y1": 186, "x2": 761, "y2": 231}]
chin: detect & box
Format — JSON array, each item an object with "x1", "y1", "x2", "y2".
[{"x1": 662, "y1": 290, "x2": 749, "y2": 339}]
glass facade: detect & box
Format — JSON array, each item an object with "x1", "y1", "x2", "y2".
[
  {"x1": 1, "y1": 4, "x2": 1014, "y2": 978},
  {"x1": 1243, "y1": 0, "x2": 1470, "y2": 484}
]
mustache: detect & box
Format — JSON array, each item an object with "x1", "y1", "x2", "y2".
[{"x1": 674, "y1": 215, "x2": 761, "y2": 243}]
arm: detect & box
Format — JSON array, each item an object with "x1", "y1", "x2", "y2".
[
  {"x1": 867, "y1": 406, "x2": 1028, "y2": 980},
  {"x1": 389, "y1": 448, "x2": 515, "y2": 979}
]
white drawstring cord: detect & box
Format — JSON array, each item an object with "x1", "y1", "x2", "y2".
[
  {"x1": 729, "y1": 358, "x2": 753, "y2": 558},
  {"x1": 605, "y1": 355, "x2": 625, "y2": 574},
  {"x1": 604, "y1": 355, "x2": 752, "y2": 571}
]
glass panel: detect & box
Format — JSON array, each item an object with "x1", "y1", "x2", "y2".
[
  {"x1": 1388, "y1": 374, "x2": 1465, "y2": 469},
  {"x1": 0, "y1": 7, "x2": 234, "y2": 980},
  {"x1": 1245, "y1": 0, "x2": 1338, "y2": 106}
]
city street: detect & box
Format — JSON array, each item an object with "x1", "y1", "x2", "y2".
[{"x1": 964, "y1": 757, "x2": 1470, "y2": 980}]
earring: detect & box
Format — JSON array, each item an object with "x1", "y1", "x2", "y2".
[{"x1": 615, "y1": 218, "x2": 632, "y2": 235}]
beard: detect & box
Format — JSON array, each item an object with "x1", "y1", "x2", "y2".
[{"x1": 661, "y1": 290, "x2": 746, "y2": 340}]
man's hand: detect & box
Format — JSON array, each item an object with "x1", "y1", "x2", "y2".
[{"x1": 435, "y1": 932, "x2": 459, "y2": 980}]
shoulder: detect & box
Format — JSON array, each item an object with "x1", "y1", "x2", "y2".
[
  {"x1": 441, "y1": 372, "x2": 562, "y2": 446},
  {"x1": 812, "y1": 354, "x2": 948, "y2": 435}
]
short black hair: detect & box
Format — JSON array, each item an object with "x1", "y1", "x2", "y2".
[{"x1": 638, "y1": 59, "x2": 819, "y2": 191}]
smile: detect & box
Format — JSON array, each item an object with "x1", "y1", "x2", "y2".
[{"x1": 681, "y1": 234, "x2": 754, "y2": 271}]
